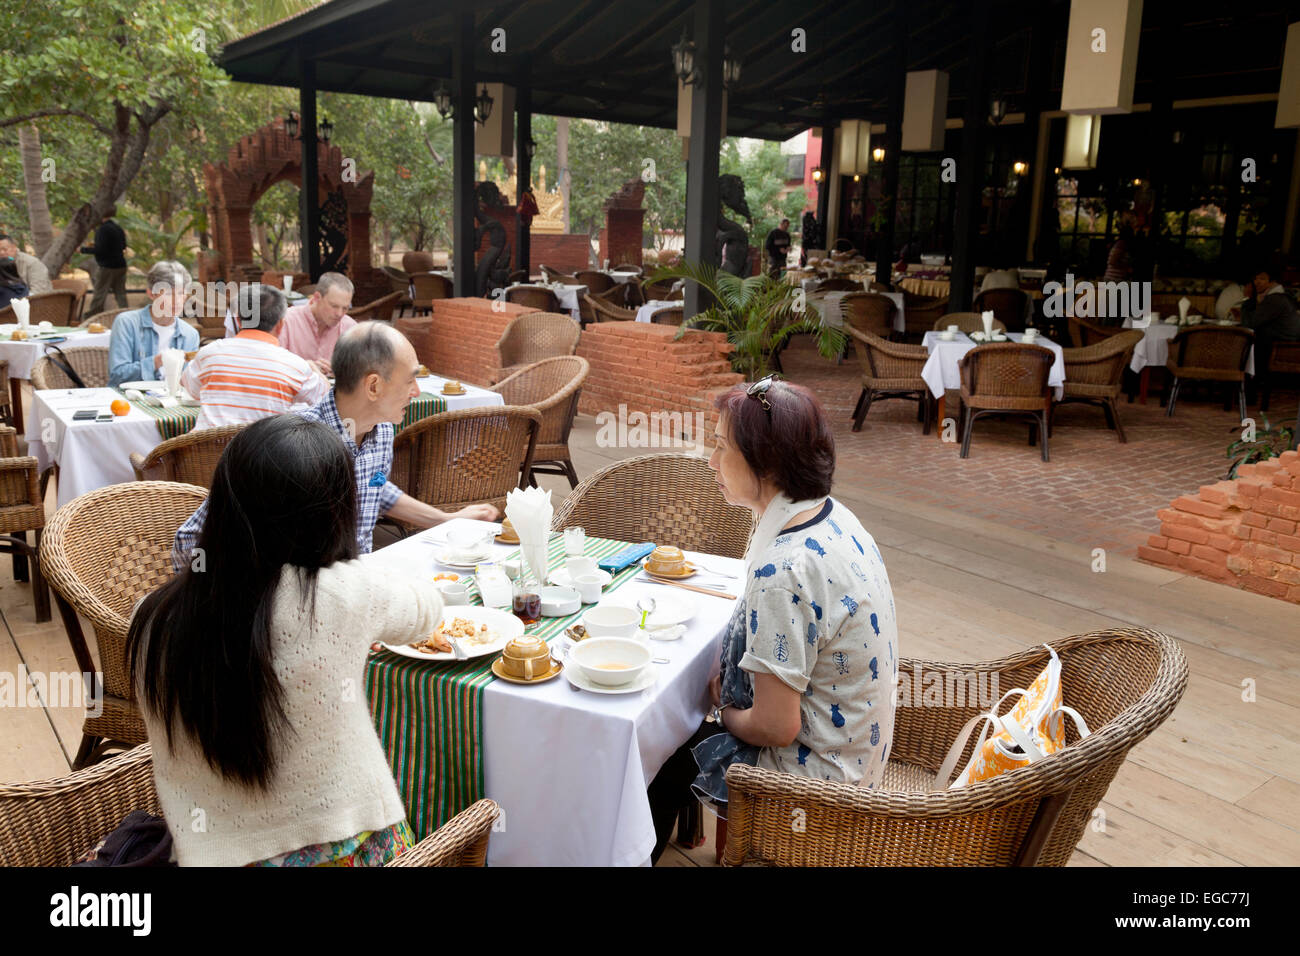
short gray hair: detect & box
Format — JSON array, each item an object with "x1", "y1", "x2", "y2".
[
  {"x1": 238, "y1": 283, "x2": 287, "y2": 334},
  {"x1": 147, "y1": 260, "x2": 191, "y2": 294},
  {"x1": 316, "y1": 271, "x2": 354, "y2": 299},
  {"x1": 332, "y1": 322, "x2": 401, "y2": 393}
]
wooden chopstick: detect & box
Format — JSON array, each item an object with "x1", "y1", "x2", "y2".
[{"x1": 639, "y1": 574, "x2": 737, "y2": 600}]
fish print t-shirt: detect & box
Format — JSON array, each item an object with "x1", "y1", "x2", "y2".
[{"x1": 739, "y1": 497, "x2": 898, "y2": 787}]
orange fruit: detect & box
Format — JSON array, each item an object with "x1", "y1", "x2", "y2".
[{"x1": 110, "y1": 399, "x2": 130, "y2": 416}]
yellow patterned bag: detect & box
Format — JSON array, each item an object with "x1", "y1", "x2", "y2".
[{"x1": 935, "y1": 645, "x2": 1091, "y2": 789}]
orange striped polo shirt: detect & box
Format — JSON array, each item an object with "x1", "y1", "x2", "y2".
[{"x1": 181, "y1": 330, "x2": 331, "y2": 430}]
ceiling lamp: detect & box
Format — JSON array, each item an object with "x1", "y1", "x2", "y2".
[
  {"x1": 811, "y1": 166, "x2": 824, "y2": 183},
  {"x1": 872, "y1": 146, "x2": 885, "y2": 163},
  {"x1": 990, "y1": 97, "x2": 1007, "y2": 125},
  {"x1": 1012, "y1": 160, "x2": 1027, "y2": 176},
  {"x1": 475, "y1": 85, "x2": 494, "y2": 125},
  {"x1": 434, "y1": 84, "x2": 453, "y2": 120},
  {"x1": 318, "y1": 116, "x2": 333, "y2": 145},
  {"x1": 723, "y1": 45, "x2": 742, "y2": 90},
  {"x1": 672, "y1": 29, "x2": 699, "y2": 86},
  {"x1": 284, "y1": 111, "x2": 299, "y2": 139}
]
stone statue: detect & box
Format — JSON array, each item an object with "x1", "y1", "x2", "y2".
[
  {"x1": 717, "y1": 173, "x2": 753, "y2": 276},
  {"x1": 474, "y1": 181, "x2": 510, "y2": 297}
]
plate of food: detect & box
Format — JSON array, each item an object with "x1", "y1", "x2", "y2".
[{"x1": 382, "y1": 606, "x2": 523, "y2": 662}]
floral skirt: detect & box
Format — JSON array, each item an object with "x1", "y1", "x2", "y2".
[{"x1": 246, "y1": 819, "x2": 416, "y2": 867}]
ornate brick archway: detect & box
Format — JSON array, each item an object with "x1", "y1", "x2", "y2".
[{"x1": 202, "y1": 118, "x2": 375, "y2": 286}]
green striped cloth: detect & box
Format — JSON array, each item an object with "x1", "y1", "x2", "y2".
[
  {"x1": 364, "y1": 533, "x2": 644, "y2": 838},
  {"x1": 123, "y1": 389, "x2": 450, "y2": 441}
]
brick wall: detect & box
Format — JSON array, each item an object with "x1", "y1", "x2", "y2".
[
  {"x1": 395, "y1": 298, "x2": 533, "y2": 388},
  {"x1": 599, "y1": 208, "x2": 645, "y2": 268},
  {"x1": 1138, "y1": 450, "x2": 1300, "y2": 603},
  {"x1": 530, "y1": 234, "x2": 590, "y2": 274},
  {"x1": 576, "y1": 322, "x2": 742, "y2": 450}
]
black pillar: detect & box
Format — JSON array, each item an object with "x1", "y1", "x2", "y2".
[
  {"x1": 683, "y1": 0, "x2": 724, "y2": 319},
  {"x1": 452, "y1": 13, "x2": 477, "y2": 297},
  {"x1": 516, "y1": 79, "x2": 532, "y2": 278},
  {"x1": 949, "y1": 0, "x2": 992, "y2": 311},
  {"x1": 815, "y1": 120, "x2": 834, "y2": 234},
  {"x1": 876, "y1": 1, "x2": 905, "y2": 287},
  {"x1": 298, "y1": 56, "x2": 321, "y2": 281}
]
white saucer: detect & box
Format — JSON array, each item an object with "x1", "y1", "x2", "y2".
[
  {"x1": 549, "y1": 567, "x2": 612, "y2": 589},
  {"x1": 435, "y1": 548, "x2": 493, "y2": 569},
  {"x1": 563, "y1": 663, "x2": 658, "y2": 695}
]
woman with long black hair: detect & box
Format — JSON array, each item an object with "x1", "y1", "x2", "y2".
[{"x1": 127, "y1": 414, "x2": 441, "y2": 866}]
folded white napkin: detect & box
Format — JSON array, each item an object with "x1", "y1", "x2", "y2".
[
  {"x1": 981, "y1": 310, "x2": 995, "y2": 339},
  {"x1": 1178, "y1": 297, "x2": 1190, "y2": 322},
  {"x1": 12, "y1": 298, "x2": 30, "y2": 328},
  {"x1": 505, "y1": 486, "x2": 554, "y2": 586},
  {"x1": 161, "y1": 348, "x2": 186, "y2": 397}
]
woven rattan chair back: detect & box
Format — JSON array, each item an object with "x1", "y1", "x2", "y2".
[
  {"x1": 81, "y1": 307, "x2": 135, "y2": 330},
  {"x1": 583, "y1": 293, "x2": 634, "y2": 323},
  {"x1": 936, "y1": 311, "x2": 1005, "y2": 334},
  {"x1": 51, "y1": 279, "x2": 88, "y2": 323},
  {"x1": 411, "y1": 272, "x2": 453, "y2": 310},
  {"x1": 551, "y1": 454, "x2": 755, "y2": 559},
  {"x1": 0, "y1": 744, "x2": 500, "y2": 867},
  {"x1": 350, "y1": 291, "x2": 403, "y2": 323},
  {"x1": 505, "y1": 286, "x2": 561, "y2": 313},
  {"x1": 496, "y1": 312, "x2": 581, "y2": 371},
  {"x1": 1067, "y1": 314, "x2": 1122, "y2": 348},
  {"x1": 574, "y1": 271, "x2": 615, "y2": 294},
  {"x1": 131, "y1": 424, "x2": 246, "y2": 487},
  {"x1": 846, "y1": 327, "x2": 928, "y2": 382},
  {"x1": 723, "y1": 626, "x2": 1187, "y2": 866},
  {"x1": 814, "y1": 278, "x2": 860, "y2": 293},
  {"x1": 901, "y1": 294, "x2": 949, "y2": 338},
  {"x1": 649, "y1": 305, "x2": 684, "y2": 325},
  {"x1": 867, "y1": 280, "x2": 895, "y2": 294},
  {"x1": 540, "y1": 265, "x2": 577, "y2": 283},
  {"x1": 490, "y1": 356, "x2": 588, "y2": 446},
  {"x1": 1169, "y1": 326, "x2": 1254, "y2": 375},
  {"x1": 841, "y1": 293, "x2": 897, "y2": 339},
  {"x1": 1062, "y1": 330, "x2": 1143, "y2": 392},
  {"x1": 402, "y1": 251, "x2": 435, "y2": 274},
  {"x1": 392, "y1": 406, "x2": 541, "y2": 513},
  {"x1": 960, "y1": 343, "x2": 1053, "y2": 407},
  {"x1": 1270, "y1": 341, "x2": 1300, "y2": 373},
  {"x1": 30, "y1": 345, "x2": 110, "y2": 389},
  {"x1": 0, "y1": 290, "x2": 79, "y2": 327},
  {"x1": 973, "y1": 287, "x2": 1030, "y2": 333}
]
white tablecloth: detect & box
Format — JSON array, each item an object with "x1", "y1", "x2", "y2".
[
  {"x1": 634, "y1": 300, "x2": 679, "y2": 323},
  {"x1": 509, "y1": 283, "x2": 586, "y2": 321},
  {"x1": 27, "y1": 381, "x2": 503, "y2": 506},
  {"x1": 0, "y1": 329, "x2": 112, "y2": 381},
  {"x1": 366, "y1": 518, "x2": 740, "y2": 866},
  {"x1": 920, "y1": 331, "x2": 1066, "y2": 399},
  {"x1": 1122, "y1": 318, "x2": 1255, "y2": 376},
  {"x1": 814, "y1": 291, "x2": 906, "y2": 334},
  {"x1": 607, "y1": 270, "x2": 641, "y2": 285}
]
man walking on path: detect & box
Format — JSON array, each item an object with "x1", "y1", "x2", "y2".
[{"x1": 82, "y1": 206, "x2": 129, "y2": 315}]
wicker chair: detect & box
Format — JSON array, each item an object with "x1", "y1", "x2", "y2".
[
  {"x1": 381, "y1": 265, "x2": 413, "y2": 315},
  {"x1": 841, "y1": 292, "x2": 898, "y2": 340},
  {"x1": 411, "y1": 273, "x2": 453, "y2": 315},
  {"x1": 0, "y1": 424, "x2": 49, "y2": 621},
  {"x1": 350, "y1": 291, "x2": 403, "y2": 323},
  {"x1": 551, "y1": 454, "x2": 755, "y2": 560},
  {"x1": 1057, "y1": 330, "x2": 1144, "y2": 442},
  {"x1": 1260, "y1": 341, "x2": 1300, "y2": 412},
  {"x1": 973, "y1": 287, "x2": 1032, "y2": 333},
  {"x1": 814, "y1": 278, "x2": 861, "y2": 293},
  {"x1": 936, "y1": 312, "x2": 1005, "y2": 334},
  {"x1": 128, "y1": 424, "x2": 246, "y2": 486},
  {"x1": 495, "y1": 312, "x2": 582, "y2": 383},
  {"x1": 81, "y1": 306, "x2": 136, "y2": 331},
  {"x1": 901, "y1": 294, "x2": 949, "y2": 340},
  {"x1": 649, "y1": 305, "x2": 684, "y2": 326},
  {"x1": 0, "y1": 289, "x2": 79, "y2": 328},
  {"x1": 505, "y1": 285, "x2": 561, "y2": 313},
  {"x1": 490, "y1": 356, "x2": 588, "y2": 487},
  {"x1": 723, "y1": 626, "x2": 1187, "y2": 866},
  {"x1": 1067, "y1": 314, "x2": 1123, "y2": 349},
  {"x1": 30, "y1": 345, "x2": 111, "y2": 389},
  {"x1": 391, "y1": 406, "x2": 540, "y2": 518},
  {"x1": 1163, "y1": 326, "x2": 1254, "y2": 419},
  {"x1": 52, "y1": 278, "x2": 89, "y2": 324},
  {"x1": 575, "y1": 270, "x2": 615, "y2": 294},
  {"x1": 845, "y1": 327, "x2": 932, "y2": 434},
  {"x1": 505, "y1": 269, "x2": 529, "y2": 284},
  {"x1": 540, "y1": 265, "x2": 577, "y2": 284},
  {"x1": 0, "y1": 360, "x2": 11, "y2": 427},
  {"x1": 39, "y1": 481, "x2": 209, "y2": 769},
  {"x1": 957, "y1": 343, "x2": 1055, "y2": 461},
  {"x1": 611, "y1": 263, "x2": 642, "y2": 274},
  {"x1": 868, "y1": 280, "x2": 896, "y2": 294},
  {"x1": 583, "y1": 292, "x2": 635, "y2": 324},
  {"x1": 402, "y1": 251, "x2": 436, "y2": 274},
  {"x1": 295, "y1": 283, "x2": 318, "y2": 297},
  {"x1": 0, "y1": 744, "x2": 500, "y2": 867}
]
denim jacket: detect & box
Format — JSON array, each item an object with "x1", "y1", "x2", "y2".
[{"x1": 107, "y1": 307, "x2": 200, "y2": 386}]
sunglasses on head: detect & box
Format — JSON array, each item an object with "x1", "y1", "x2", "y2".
[{"x1": 747, "y1": 374, "x2": 781, "y2": 413}]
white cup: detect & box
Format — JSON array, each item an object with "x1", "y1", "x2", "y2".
[
  {"x1": 567, "y1": 555, "x2": 597, "y2": 578},
  {"x1": 437, "y1": 582, "x2": 469, "y2": 605},
  {"x1": 573, "y1": 573, "x2": 603, "y2": 604},
  {"x1": 946, "y1": 324, "x2": 959, "y2": 333},
  {"x1": 1023, "y1": 329, "x2": 1038, "y2": 342},
  {"x1": 563, "y1": 526, "x2": 587, "y2": 556}
]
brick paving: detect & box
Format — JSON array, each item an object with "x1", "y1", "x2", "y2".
[{"x1": 776, "y1": 335, "x2": 1299, "y2": 556}]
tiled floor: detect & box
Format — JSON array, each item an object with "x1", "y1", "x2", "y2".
[{"x1": 3, "y1": 353, "x2": 1298, "y2": 867}]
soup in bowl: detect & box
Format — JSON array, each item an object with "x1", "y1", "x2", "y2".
[{"x1": 570, "y1": 637, "x2": 651, "y2": 687}]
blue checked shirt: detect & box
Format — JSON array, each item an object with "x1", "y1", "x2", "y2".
[{"x1": 171, "y1": 391, "x2": 403, "y2": 571}]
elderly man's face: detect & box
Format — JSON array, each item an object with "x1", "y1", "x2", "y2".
[
  {"x1": 310, "y1": 286, "x2": 352, "y2": 328},
  {"x1": 374, "y1": 337, "x2": 422, "y2": 424}
]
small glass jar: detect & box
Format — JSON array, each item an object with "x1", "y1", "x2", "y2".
[{"x1": 563, "y1": 526, "x2": 587, "y2": 556}]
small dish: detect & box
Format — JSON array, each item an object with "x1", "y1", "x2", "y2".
[
  {"x1": 435, "y1": 548, "x2": 492, "y2": 569},
  {"x1": 539, "y1": 586, "x2": 581, "y2": 617},
  {"x1": 491, "y1": 657, "x2": 564, "y2": 684},
  {"x1": 494, "y1": 533, "x2": 520, "y2": 545},
  {"x1": 549, "y1": 567, "x2": 612, "y2": 589},
  {"x1": 642, "y1": 560, "x2": 697, "y2": 580}
]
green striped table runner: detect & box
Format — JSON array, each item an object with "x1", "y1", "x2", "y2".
[
  {"x1": 117, "y1": 388, "x2": 198, "y2": 440},
  {"x1": 364, "y1": 533, "x2": 645, "y2": 838},
  {"x1": 400, "y1": 392, "x2": 447, "y2": 430}
]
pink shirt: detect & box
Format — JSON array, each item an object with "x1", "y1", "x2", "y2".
[{"x1": 276, "y1": 303, "x2": 357, "y2": 365}]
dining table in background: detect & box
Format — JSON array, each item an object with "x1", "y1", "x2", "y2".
[
  {"x1": 606, "y1": 270, "x2": 642, "y2": 285},
  {"x1": 810, "y1": 290, "x2": 906, "y2": 335},
  {"x1": 363, "y1": 518, "x2": 740, "y2": 866},
  {"x1": 634, "y1": 299, "x2": 682, "y2": 323},
  {"x1": 899, "y1": 276, "x2": 952, "y2": 298},
  {"x1": 920, "y1": 330, "x2": 1066, "y2": 441},
  {"x1": 25, "y1": 375, "x2": 504, "y2": 505},
  {"x1": 0, "y1": 326, "x2": 113, "y2": 434},
  {"x1": 1121, "y1": 317, "x2": 1255, "y2": 404},
  {"x1": 509, "y1": 283, "x2": 587, "y2": 322}
]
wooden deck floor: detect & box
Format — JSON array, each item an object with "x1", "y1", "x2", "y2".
[{"x1": 3, "y1": 410, "x2": 1297, "y2": 866}]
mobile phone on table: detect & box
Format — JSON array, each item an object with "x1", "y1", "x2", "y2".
[
  {"x1": 95, "y1": 412, "x2": 115, "y2": 422},
  {"x1": 72, "y1": 409, "x2": 98, "y2": 421}
]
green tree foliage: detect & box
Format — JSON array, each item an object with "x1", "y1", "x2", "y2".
[{"x1": 720, "y1": 139, "x2": 806, "y2": 256}]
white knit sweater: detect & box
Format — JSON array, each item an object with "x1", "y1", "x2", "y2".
[{"x1": 137, "y1": 557, "x2": 442, "y2": 867}]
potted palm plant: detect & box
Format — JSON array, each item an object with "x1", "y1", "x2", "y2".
[{"x1": 646, "y1": 261, "x2": 844, "y2": 379}]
